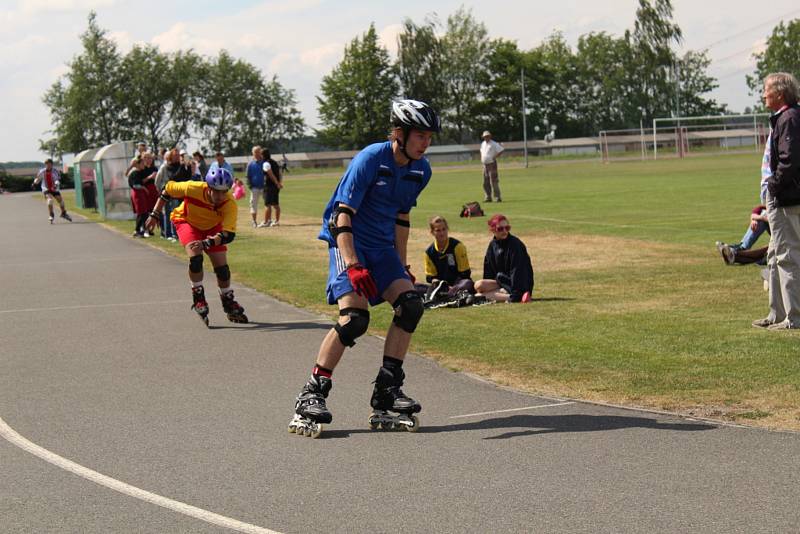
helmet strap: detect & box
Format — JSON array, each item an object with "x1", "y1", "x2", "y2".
[{"x1": 396, "y1": 127, "x2": 418, "y2": 162}]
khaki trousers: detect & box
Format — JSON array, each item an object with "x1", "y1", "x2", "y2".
[{"x1": 766, "y1": 192, "x2": 800, "y2": 326}]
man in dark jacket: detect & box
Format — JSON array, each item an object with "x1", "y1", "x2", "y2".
[
  {"x1": 475, "y1": 214, "x2": 533, "y2": 303},
  {"x1": 753, "y1": 72, "x2": 800, "y2": 330}
]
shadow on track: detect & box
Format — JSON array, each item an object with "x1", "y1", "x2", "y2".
[
  {"x1": 322, "y1": 413, "x2": 715, "y2": 440},
  {"x1": 207, "y1": 320, "x2": 331, "y2": 331}
]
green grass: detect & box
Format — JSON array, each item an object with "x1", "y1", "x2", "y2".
[{"x1": 66, "y1": 153, "x2": 800, "y2": 429}]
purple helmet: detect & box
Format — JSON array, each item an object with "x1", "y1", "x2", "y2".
[{"x1": 205, "y1": 167, "x2": 233, "y2": 191}]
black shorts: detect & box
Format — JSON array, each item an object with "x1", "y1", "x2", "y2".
[
  {"x1": 264, "y1": 185, "x2": 280, "y2": 206},
  {"x1": 43, "y1": 190, "x2": 62, "y2": 198}
]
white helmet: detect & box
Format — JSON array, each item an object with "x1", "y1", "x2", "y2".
[{"x1": 391, "y1": 99, "x2": 441, "y2": 133}]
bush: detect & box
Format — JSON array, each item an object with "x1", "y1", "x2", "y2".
[{"x1": 0, "y1": 171, "x2": 74, "y2": 193}]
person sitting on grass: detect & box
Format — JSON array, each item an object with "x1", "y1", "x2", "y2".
[
  {"x1": 474, "y1": 214, "x2": 533, "y2": 303},
  {"x1": 423, "y1": 215, "x2": 474, "y2": 299},
  {"x1": 716, "y1": 204, "x2": 769, "y2": 265}
]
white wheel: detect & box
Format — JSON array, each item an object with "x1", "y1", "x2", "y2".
[
  {"x1": 310, "y1": 424, "x2": 323, "y2": 439},
  {"x1": 406, "y1": 415, "x2": 419, "y2": 432},
  {"x1": 288, "y1": 424, "x2": 296, "y2": 433}
]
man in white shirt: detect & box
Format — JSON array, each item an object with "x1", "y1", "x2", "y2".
[{"x1": 479, "y1": 130, "x2": 504, "y2": 202}]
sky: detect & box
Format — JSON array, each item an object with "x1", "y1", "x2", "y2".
[{"x1": 1, "y1": 0, "x2": 799, "y2": 162}]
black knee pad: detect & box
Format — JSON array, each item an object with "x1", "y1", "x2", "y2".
[
  {"x1": 214, "y1": 264, "x2": 231, "y2": 282},
  {"x1": 392, "y1": 291, "x2": 424, "y2": 333},
  {"x1": 189, "y1": 254, "x2": 203, "y2": 273},
  {"x1": 334, "y1": 307, "x2": 370, "y2": 347}
]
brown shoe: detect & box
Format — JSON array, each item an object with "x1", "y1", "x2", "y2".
[{"x1": 752, "y1": 317, "x2": 774, "y2": 329}]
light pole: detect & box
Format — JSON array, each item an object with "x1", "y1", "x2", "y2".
[{"x1": 521, "y1": 68, "x2": 528, "y2": 168}]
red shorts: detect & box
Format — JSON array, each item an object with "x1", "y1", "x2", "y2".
[
  {"x1": 174, "y1": 220, "x2": 227, "y2": 252},
  {"x1": 130, "y1": 189, "x2": 150, "y2": 215}
]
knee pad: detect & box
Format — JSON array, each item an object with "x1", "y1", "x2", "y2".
[
  {"x1": 189, "y1": 254, "x2": 204, "y2": 273},
  {"x1": 334, "y1": 307, "x2": 370, "y2": 347},
  {"x1": 392, "y1": 291, "x2": 424, "y2": 333},
  {"x1": 213, "y1": 264, "x2": 231, "y2": 282}
]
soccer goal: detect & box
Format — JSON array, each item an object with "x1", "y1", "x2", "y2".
[{"x1": 651, "y1": 113, "x2": 770, "y2": 160}]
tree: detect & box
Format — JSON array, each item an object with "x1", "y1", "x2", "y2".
[
  {"x1": 439, "y1": 7, "x2": 491, "y2": 142},
  {"x1": 317, "y1": 24, "x2": 398, "y2": 149},
  {"x1": 396, "y1": 16, "x2": 445, "y2": 106},
  {"x1": 746, "y1": 19, "x2": 800, "y2": 107},
  {"x1": 197, "y1": 50, "x2": 303, "y2": 155},
  {"x1": 119, "y1": 44, "x2": 174, "y2": 150},
  {"x1": 675, "y1": 50, "x2": 725, "y2": 117},
  {"x1": 626, "y1": 0, "x2": 683, "y2": 122},
  {"x1": 42, "y1": 12, "x2": 127, "y2": 153},
  {"x1": 574, "y1": 32, "x2": 633, "y2": 134}
]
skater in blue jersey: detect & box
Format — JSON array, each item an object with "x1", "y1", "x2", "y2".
[{"x1": 288, "y1": 100, "x2": 440, "y2": 437}]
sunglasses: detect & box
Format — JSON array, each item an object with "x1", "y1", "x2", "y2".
[{"x1": 494, "y1": 225, "x2": 511, "y2": 232}]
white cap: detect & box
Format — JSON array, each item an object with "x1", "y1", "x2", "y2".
[{"x1": 482, "y1": 130, "x2": 491, "y2": 139}]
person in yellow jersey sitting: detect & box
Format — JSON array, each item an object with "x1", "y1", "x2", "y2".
[{"x1": 145, "y1": 167, "x2": 247, "y2": 326}]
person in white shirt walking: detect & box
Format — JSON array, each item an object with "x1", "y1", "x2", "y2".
[{"x1": 480, "y1": 130, "x2": 504, "y2": 202}]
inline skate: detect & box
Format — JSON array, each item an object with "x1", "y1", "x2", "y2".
[
  {"x1": 220, "y1": 289, "x2": 248, "y2": 323},
  {"x1": 368, "y1": 366, "x2": 421, "y2": 432},
  {"x1": 288, "y1": 375, "x2": 332, "y2": 438},
  {"x1": 191, "y1": 285, "x2": 210, "y2": 327}
]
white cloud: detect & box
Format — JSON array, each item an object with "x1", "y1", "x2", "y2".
[
  {"x1": 379, "y1": 23, "x2": 403, "y2": 57},
  {"x1": 300, "y1": 43, "x2": 342, "y2": 68}
]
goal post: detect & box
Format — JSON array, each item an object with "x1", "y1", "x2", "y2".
[{"x1": 652, "y1": 113, "x2": 770, "y2": 160}]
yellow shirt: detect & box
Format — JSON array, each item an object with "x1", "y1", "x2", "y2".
[{"x1": 167, "y1": 181, "x2": 237, "y2": 232}]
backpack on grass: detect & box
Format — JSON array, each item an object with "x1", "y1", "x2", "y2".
[{"x1": 460, "y1": 201, "x2": 484, "y2": 218}]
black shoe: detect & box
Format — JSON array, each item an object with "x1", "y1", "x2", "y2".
[{"x1": 295, "y1": 375, "x2": 333, "y2": 423}]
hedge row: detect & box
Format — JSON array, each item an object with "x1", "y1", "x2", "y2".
[{"x1": 0, "y1": 173, "x2": 74, "y2": 193}]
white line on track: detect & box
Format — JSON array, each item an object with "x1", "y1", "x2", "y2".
[
  {"x1": 0, "y1": 416, "x2": 280, "y2": 534},
  {"x1": 0, "y1": 255, "x2": 154, "y2": 267},
  {"x1": 0, "y1": 300, "x2": 186, "y2": 315},
  {"x1": 450, "y1": 402, "x2": 574, "y2": 419}
]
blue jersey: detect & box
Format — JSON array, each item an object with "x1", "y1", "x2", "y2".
[
  {"x1": 319, "y1": 141, "x2": 432, "y2": 249},
  {"x1": 246, "y1": 160, "x2": 265, "y2": 188}
]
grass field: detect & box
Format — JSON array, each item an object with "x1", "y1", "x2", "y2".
[{"x1": 68, "y1": 152, "x2": 800, "y2": 430}]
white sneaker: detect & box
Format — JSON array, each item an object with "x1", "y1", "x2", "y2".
[
  {"x1": 252, "y1": 221, "x2": 258, "y2": 228},
  {"x1": 257, "y1": 221, "x2": 270, "y2": 228},
  {"x1": 143, "y1": 231, "x2": 151, "y2": 238},
  {"x1": 270, "y1": 220, "x2": 279, "y2": 227}
]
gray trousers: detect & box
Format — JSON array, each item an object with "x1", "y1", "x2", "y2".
[
  {"x1": 482, "y1": 162, "x2": 501, "y2": 201},
  {"x1": 765, "y1": 192, "x2": 800, "y2": 326}
]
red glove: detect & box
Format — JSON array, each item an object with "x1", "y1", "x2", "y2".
[
  {"x1": 347, "y1": 263, "x2": 377, "y2": 299},
  {"x1": 405, "y1": 265, "x2": 416, "y2": 284}
]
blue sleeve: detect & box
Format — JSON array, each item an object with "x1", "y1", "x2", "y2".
[{"x1": 332, "y1": 151, "x2": 377, "y2": 211}]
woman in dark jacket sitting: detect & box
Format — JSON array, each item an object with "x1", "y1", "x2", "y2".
[{"x1": 475, "y1": 214, "x2": 533, "y2": 303}]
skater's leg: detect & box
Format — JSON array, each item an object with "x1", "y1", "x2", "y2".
[
  {"x1": 46, "y1": 194, "x2": 55, "y2": 221},
  {"x1": 316, "y1": 292, "x2": 369, "y2": 369},
  {"x1": 208, "y1": 251, "x2": 247, "y2": 322},
  {"x1": 381, "y1": 278, "x2": 423, "y2": 360},
  {"x1": 207, "y1": 251, "x2": 230, "y2": 290}
]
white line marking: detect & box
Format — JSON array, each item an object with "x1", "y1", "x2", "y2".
[
  {"x1": 0, "y1": 300, "x2": 185, "y2": 315},
  {"x1": 0, "y1": 256, "x2": 153, "y2": 268},
  {"x1": 450, "y1": 402, "x2": 574, "y2": 419},
  {"x1": 0, "y1": 416, "x2": 280, "y2": 534}
]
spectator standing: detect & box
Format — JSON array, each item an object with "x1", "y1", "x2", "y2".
[
  {"x1": 480, "y1": 130, "x2": 504, "y2": 203},
  {"x1": 262, "y1": 148, "x2": 283, "y2": 227},
  {"x1": 127, "y1": 157, "x2": 150, "y2": 237},
  {"x1": 193, "y1": 151, "x2": 209, "y2": 180},
  {"x1": 281, "y1": 153, "x2": 290, "y2": 173},
  {"x1": 475, "y1": 214, "x2": 533, "y2": 303},
  {"x1": 209, "y1": 151, "x2": 234, "y2": 177},
  {"x1": 155, "y1": 148, "x2": 192, "y2": 241},
  {"x1": 245, "y1": 146, "x2": 266, "y2": 228},
  {"x1": 754, "y1": 72, "x2": 800, "y2": 330},
  {"x1": 32, "y1": 158, "x2": 72, "y2": 223}
]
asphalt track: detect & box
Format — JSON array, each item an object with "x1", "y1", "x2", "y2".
[{"x1": 2, "y1": 192, "x2": 799, "y2": 534}]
